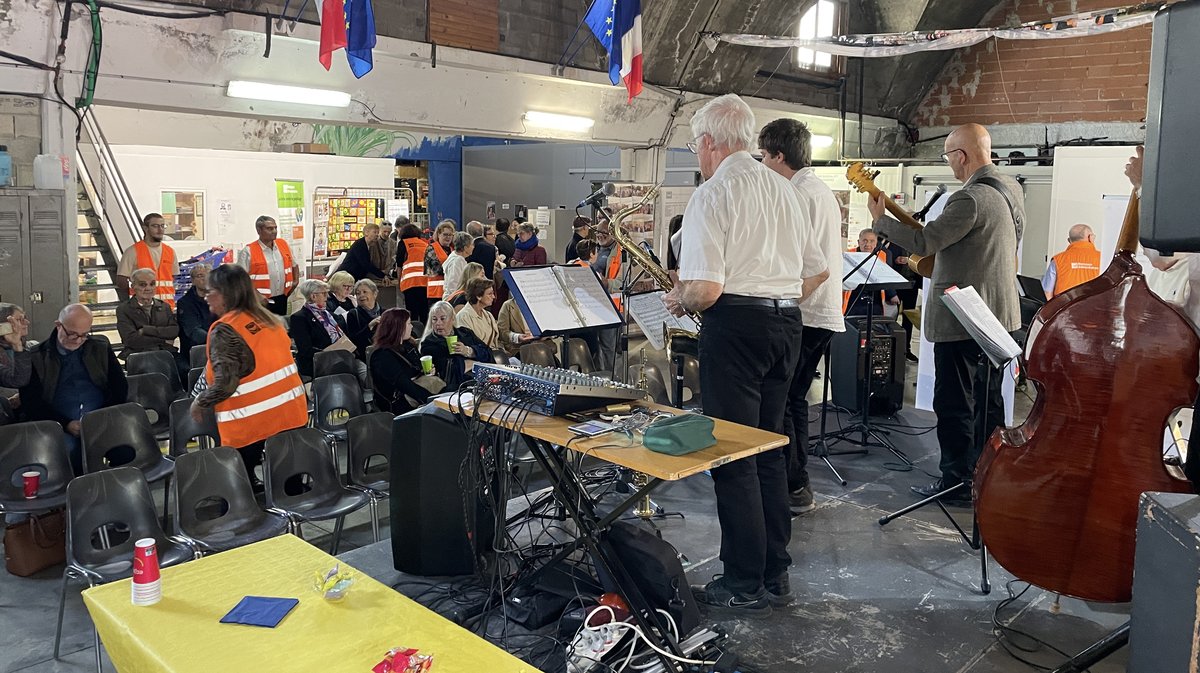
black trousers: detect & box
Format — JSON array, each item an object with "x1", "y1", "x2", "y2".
[
  {"x1": 266, "y1": 295, "x2": 289, "y2": 316},
  {"x1": 932, "y1": 339, "x2": 1004, "y2": 485},
  {"x1": 699, "y1": 302, "x2": 803, "y2": 594},
  {"x1": 402, "y1": 289, "x2": 429, "y2": 324},
  {"x1": 783, "y1": 326, "x2": 834, "y2": 493}
]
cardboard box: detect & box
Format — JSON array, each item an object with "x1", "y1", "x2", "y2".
[{"x1": 290, "y1": 143, "x2": 332, "y2": 154}]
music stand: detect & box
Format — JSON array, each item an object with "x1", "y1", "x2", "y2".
[
  {"x1": 877, "y1": 285, "x2": 1023, "y2": 596},
  {"x1": 821, "y1": 250, "x2": 914, "y2": 466}
]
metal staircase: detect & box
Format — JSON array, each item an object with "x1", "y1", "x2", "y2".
[{"x1": 75, "y1": 107, "x2": 142, "y2": 348}]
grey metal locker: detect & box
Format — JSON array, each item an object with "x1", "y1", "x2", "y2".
[{"x1": 0, "y1": 189, "x2": 68, "y2": 334}]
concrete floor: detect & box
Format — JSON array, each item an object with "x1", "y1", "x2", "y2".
[{"x1": 0, "y1": 360, "x2": 1130, "y2": 673}]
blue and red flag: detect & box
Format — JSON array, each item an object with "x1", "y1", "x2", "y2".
[
  {"x1": 318, "y1": 0, "x2": 376, "y2": 78},
  {"x1": 584, "y1": 0, "x2": 643, "y2": 101}
]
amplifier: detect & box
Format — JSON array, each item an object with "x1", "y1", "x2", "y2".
[
  {"x1": 471, "y1": 363, "x2": 644, "y2": 416},
  {"x1": 830, "y1": 317, "x2": 906, "y2": 416}
]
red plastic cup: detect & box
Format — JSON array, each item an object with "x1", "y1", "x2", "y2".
[
  {"x1": 132, "y1": 538, "x2": 161, "y2": 584},
  {"x1": 22, "y1": 471, "x2": 39, "y2": 500}
]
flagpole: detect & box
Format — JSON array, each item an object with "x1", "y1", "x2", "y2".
[{"x1": 555, "y1": 2, "x2": 598, "y2": 73}]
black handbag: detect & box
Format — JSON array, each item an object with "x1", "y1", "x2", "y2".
[{"x1": 4, "y1": 508, "x2": 67, "y2": 577}]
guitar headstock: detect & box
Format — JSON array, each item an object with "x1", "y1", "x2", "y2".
[{"x1": 845, "y1": 162, "x2": 882, "y2": 196}]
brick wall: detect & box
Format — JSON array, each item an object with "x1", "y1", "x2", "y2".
[
  {"x1": 0, "y1": 96, "x2": 42, "y2": 187},
  {"x1": 912, "y1": 0, "x2": 1151, "y2": 128}
]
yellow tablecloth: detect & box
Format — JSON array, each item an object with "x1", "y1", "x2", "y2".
[{"x1": 82, "y1": 534, "x2": 537, "y2": 673}]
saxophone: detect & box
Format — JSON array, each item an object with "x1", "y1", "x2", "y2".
[{"x1": 606, "y1": 185, "x2": 701, "y2": 367}]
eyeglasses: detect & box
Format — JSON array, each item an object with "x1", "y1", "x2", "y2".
[
  {"x1": 686, "y1": 134, "x2": 707, "y2": 154},
  {"x1": 57, "y1": 324, "x2": 90, "y2": 340},
  {"x1": 940, "y1": 148, "x2": 965, "y2": 163}
]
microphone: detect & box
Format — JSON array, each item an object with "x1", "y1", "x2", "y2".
[
  {"x1": 576, "y1": 182, "x2": 616, "y2": 209},
  {"x1": 638, "y1": 240, "x2": 663, "y2": 267},
  {"x1": 914, "y1": 184, "x2": 947, "y2": 223}
]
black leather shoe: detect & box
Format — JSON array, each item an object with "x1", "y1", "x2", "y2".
[{"x1": 911, "y1": 478, "x2": 968, "y2": 501}]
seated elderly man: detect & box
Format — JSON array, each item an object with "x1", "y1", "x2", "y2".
[
  {"x1": 116, "y1": 266, "x2": 180, "y2": 361},
  {"x1": 21, "y1": 304, "x2": 127, "y2": 474},
  {"x1": 177, "y1": 262, "x2": 216, "y2": 357}
]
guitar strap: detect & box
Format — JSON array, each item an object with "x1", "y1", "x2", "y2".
[{"x1": 975, "y1": 176, "x2": 1024, "y2": 236}]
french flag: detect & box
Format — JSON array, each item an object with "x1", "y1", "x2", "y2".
[{"x1": 585, "y1": 0, "x2": 644, "y2": 101}]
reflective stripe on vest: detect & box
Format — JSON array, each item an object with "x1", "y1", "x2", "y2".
[
  {"x1": 400, "y1": 238, "x2": 429, "y2": 291},
  {"x1": 427, "y1": 243, "x2": 450, "y2": 299},
  {"x1": 248, "y1": 239, "x2": 295, "y2": 298},
  {"x1": 206, "y1": 312, "x2": 308, "y2": 448},
  {"x1": 133, "y1": 241, "x2": 177, "y2": 308},
  {"x1": 605, "y1": 245, "x2": 623, "y2": 313},
  {"x1": 1051, "y1": 240, "x2": 1102, "y2": 298}
]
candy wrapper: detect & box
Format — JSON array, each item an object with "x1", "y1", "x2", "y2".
[
  {"x1": 372, "y1": 648, "x2": 434, "y2": 673},
  {"x1": 312, "y1": 564, "x2": 354, "y2": 601}
]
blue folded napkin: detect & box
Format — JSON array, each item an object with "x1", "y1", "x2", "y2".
[{"x1": 219, "y1": 596, "x2": 299, "y2": 628}]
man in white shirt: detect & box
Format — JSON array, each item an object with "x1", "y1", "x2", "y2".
[
  {"x1": 665, "y1": 94, "x2": 829, "y2": 618},
  {"x1": 758, "y1": 118, "x2": 845, "y2": 516},
  {"x1": 236, "y1": 216, "x2": 301, "y2": 316}
]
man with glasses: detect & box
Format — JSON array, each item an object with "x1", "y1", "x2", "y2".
[
  {"x1": 867, "y1": 123, "x2": 1023, "y2": 505},
  {"x1": 20, "y1": 304, "x2": 127, "y2": 474},
  {"x1": 117, "y1": 213, "x2": 180, "y2": 308},
  {"x1": 237, "y1": 215, "x2": 301, "y2": 316}
]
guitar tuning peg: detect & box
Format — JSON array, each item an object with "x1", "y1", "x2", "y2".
[{"x1": 870, "y1": 170, "x2": 881, "y2": 180}]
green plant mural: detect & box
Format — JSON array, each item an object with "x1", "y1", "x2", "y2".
[{"x1": 311, "y1": 124, "x2": 419, "y2": 157}]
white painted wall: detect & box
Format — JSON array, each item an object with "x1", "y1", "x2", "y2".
[
  {"x1": 1047, "y1": 146, "x2": 1140, "y2": 262},
  {"x1": 110, "y1": 145, "x2": 393, "y2": 263}
]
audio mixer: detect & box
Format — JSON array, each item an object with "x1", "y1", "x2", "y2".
[{"x1": 471, "y1": 363, "x2": 644, "y2": 416}]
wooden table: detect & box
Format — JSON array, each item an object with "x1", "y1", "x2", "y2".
[{"x1": 82, "y1": 535, "x2": 537, "y2": 673}]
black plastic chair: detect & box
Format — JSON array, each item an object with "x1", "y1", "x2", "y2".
[
  {"x1": 564, "y1": 338, "x2": 597, "y2": 373},
  {"x1": 186, "y1": 367, "x2": 205, "y2": 397},
  {"x1": 171, "y1": 447, "x2": 290, "y2": 554},
  {"x1": 126, "y1": 372, "x2": 173, "y2": 439},
  {"x1": 410, "y1": 321, "x2": 424, "y2": 339},
  {"x1": 314, "y1": 349, "x2": 356, "y2": 379},
  {"x1": 519, "y1": 341, "x2": 558, "y2": 367},
  {"x1": 80, "y1": 402, "x2": 175, "y2": 521},
  {"x1": 188, "y1": 344, "x2": 208, "y2": 368},
  {"x1": 54, "y1": 467, "x2": 198, "y2": 672},
  {"x1": 312, "y1": 373, "x2": 366, "y2": 469},
  {"x1": 167, "y1": 398, "x2": 220, "y2": 458},
  {"x1": 0, "y1": 421, "x2": 73, "y2": 514},
  {"x1": 346, "y1": 413, "x2": 392, "y2": 542},
  {"x1": 125, "y1": 350, "x2": 183, "y2": 397},
  {"x1": 263, "y1": 428, "x2": 371, "y2": 553}
]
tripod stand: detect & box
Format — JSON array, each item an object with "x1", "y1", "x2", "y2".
[
  {"x1": 808, "y1": 341, "x2": 864, "y2": 486},
  {"x1": 877, "y1": 351, "x2": 1007, "y2": 596}
]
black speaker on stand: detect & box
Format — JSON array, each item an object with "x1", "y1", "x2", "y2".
[
  {"x1": 829, "y1": 316, "x2": 907, "y2": 416},
  {"x1": 389, "y1": 404, "x2": 495, "y2": 576}
]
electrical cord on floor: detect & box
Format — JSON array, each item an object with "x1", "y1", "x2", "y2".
[{"x1": 992, "y1": 579, "x2": 1088, "y2": 672}]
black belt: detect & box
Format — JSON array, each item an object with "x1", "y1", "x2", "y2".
[{"x1": 714, "y1": 294, "x2": 800, "y2": 309}]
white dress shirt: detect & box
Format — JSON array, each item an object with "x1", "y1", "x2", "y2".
[
  {"x1": 790, "y1": 168, "x2": 846, "y2": 332},
  {"x1": 236, "y1": 240, "x2": 287, "y2": 296},
  {"x1": 679, "y1": 151, "x2": 827, "y2": 299}
]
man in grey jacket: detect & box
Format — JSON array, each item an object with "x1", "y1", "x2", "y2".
[{"x1": 868, "y1": 123, "x2": 1023, "y2": 503}]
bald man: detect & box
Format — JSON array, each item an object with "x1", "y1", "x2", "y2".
[
  {"x1": 1042, "y1": 224, "x2": 1101, "y2": 299},
  {"x1": 867, "y1": 122, "x2": 1023, "y2": 504}
]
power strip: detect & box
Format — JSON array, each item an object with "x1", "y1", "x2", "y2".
[
  {"x1": 566, "y1": 622, "x2": 628, "y2": 673},
  {"x1": 631, "y1": 628, "x2": 723, "y2": 673}
]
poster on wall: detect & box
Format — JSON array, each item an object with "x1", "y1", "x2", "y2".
[
  {"x1": 602, "y1": 183, "x2": 656, "y2": 251},
  {"x1": 313, "y1": 198, "x2": 330, "y2": 258},
  {"x1": 656, "y1": 186, "x2": 695, "y2": 258},
  {"x1": 385, "y1": 199, "x2": 410, "y2": 224},
  {"x1": 486, "y1": 201, "x2": 497, "y2": 222},
  {"x1": 324, "y1": 196, "x2": 384, "y2": 254},
  {"x1": 275, "y1": 179, "x2": 305, "y2": 246},
  {"x1": 216, "y1": 199, "x2": 235, "y2": 241}
]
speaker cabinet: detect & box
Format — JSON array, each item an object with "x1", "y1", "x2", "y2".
[
  {"x1": 1141, "y1": 2, "x2": 1200, "y2": 254},
  {"x1": 830, "y1": 317, "x2": 906, "y2": 416}
]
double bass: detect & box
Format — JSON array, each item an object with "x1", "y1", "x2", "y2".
[{"x1": 974, "y1": 191, "x2": 1200, "y2": 603}]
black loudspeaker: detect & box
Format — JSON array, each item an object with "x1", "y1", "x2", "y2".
[
  {"x1": 830, "y1": 317, "x2": 906, "y2": 416},
  {"x1": 1141, "y1": 2, "x2": 1199, "y2": 254},
  {"x1": 390, "y1": 404, "x2": 495, "y2": 576},
  {"x1": 1129, "y1": 492, "x2": 1200, "y2": 672}
]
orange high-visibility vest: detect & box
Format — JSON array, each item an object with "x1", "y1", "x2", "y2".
[
  {"x1": 427, "y1": 242, "x2": 450, "y2": 299},
  {"x1": 1050, "y1": 240, "x2": 1102, "y2": 298},
  {"x1": 205, "y1": 311, "x2": 308, "y2": 448},
  {"x1": 247, "y1": 239, "x2": 295, "y2": 298},
  {"x1": 400, "y1": 238, "x2": 430, "y2": 292},
  {"x1": 842, "y1": 249, "x2": 887, "y2": 314},
  {"x1": 133, "y1": 241, "x2": 177, "y2": 308},
  {"x1": 598, "y1": 244, "x2": 623, "y2": 313}
]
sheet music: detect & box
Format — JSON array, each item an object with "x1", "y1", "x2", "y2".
[
  {"x1": 627, "y1": 291, "x2": 699, "y2": 351},
  {"x1": 841, "y1": 252, "x2": 910, "y2": 291},
  {"x1": 941, "y1": 286, "x2": 1022, "y2": 367},
  {"x1": 507, "y1": 267, "x2": 581, "y2": 332},
  {"x1": 556, "y1": 266, "x2": 622, "y2": 329}
]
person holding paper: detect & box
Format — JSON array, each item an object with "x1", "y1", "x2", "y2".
[
  {"x1": 666, "y1": 94, "x2": 829, "y2": 618},
  {"x1": 290, "y1": 279, "x2": 366, "y2": 386},
  {"x1": 420, "y1": 301, "x2": 492, "y2": 390},
  {"x1": 758, "y1": 117, "x2": 847, "y2": 516},
  {"x1": 867, "y1": 123, "x2": 1022, "y2": 504}
]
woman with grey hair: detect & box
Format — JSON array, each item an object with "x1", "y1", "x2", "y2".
[
  {"x1": 511, "y1": 222, "x2": 546, "y2": 267},
  {"x1": 419, "y1": 300, "x2": 491, "y2": 390},
  {"x1": 440, "y1": 232, "x2": 475, "y2": 300},
  {"x1": 288, "y1": 278, "x2": 354, "y2": 379},
  {"x1": 345, "y1": 278, "x2": 382, "y2": 359}
]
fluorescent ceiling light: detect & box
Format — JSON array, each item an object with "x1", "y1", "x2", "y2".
[
  {"x1": 524, "y1": 110, "x2": 595, "y2": 132},
  {"x1": 226, "y1": 81, "x2": 351, "y2": 108},
  {"x1": 812, "y1": 134, "x2": 835, "y2": 149}
]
